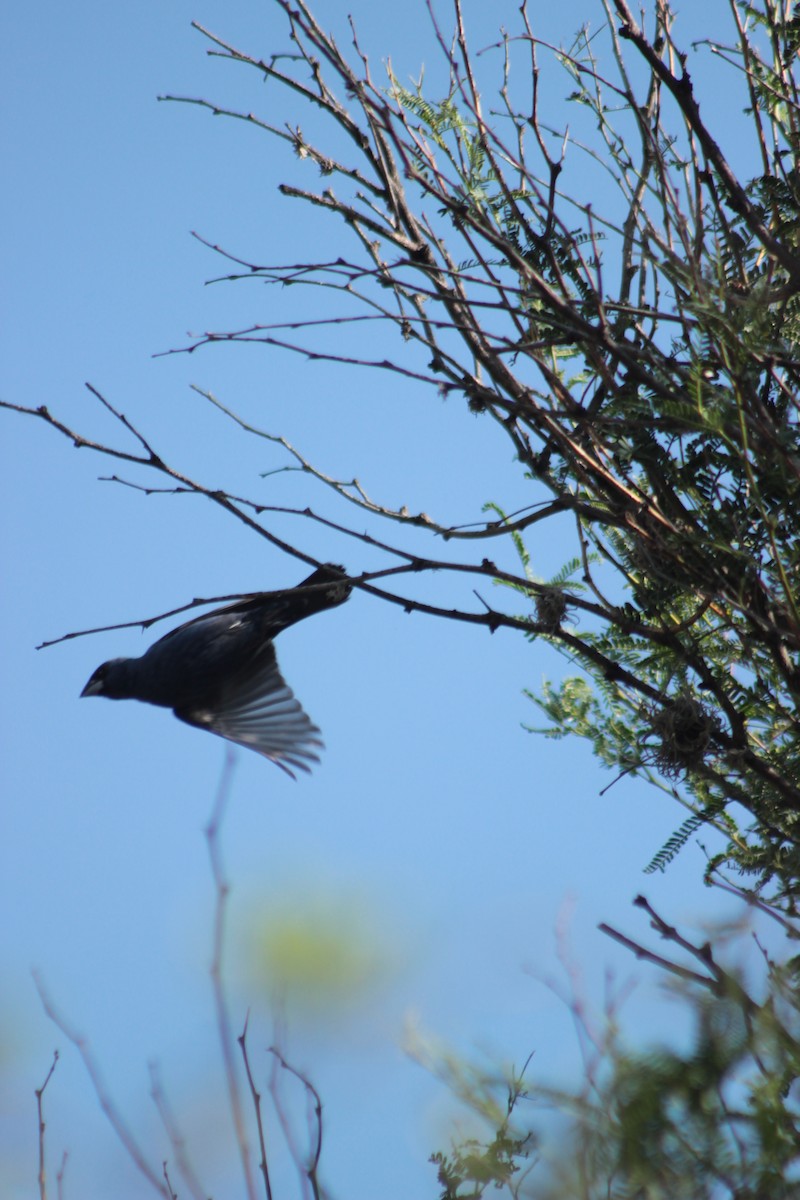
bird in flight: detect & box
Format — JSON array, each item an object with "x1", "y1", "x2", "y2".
[{"x1": 81, "y1": 564, "x2": 351, "y2": 777}]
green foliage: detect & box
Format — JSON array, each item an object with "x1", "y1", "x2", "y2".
[
  {"x1": 390, "y1": 77, "x2": 509, "y2": 222},
  {"x1": 644, "y1": 808, "x2": 720, "y2": 875},
  {"x1": 424, "y1": 953, "x2": 800, "y2": 1199},
  {"x1": 430, "y1": 1129, "x2": 532, "y2": 1200}
]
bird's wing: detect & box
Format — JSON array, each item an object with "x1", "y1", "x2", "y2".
[{"x1": 173, "y1": 644, "x2": 323, "y2": 778}]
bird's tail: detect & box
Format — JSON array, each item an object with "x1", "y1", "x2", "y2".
[{"x1": 269, "y1": 563, "x2": 352, "y2": 631}]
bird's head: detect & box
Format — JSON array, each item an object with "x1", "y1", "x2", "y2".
[{"x1": 81, "y1": 658, "x2": 135, "y2": 700}]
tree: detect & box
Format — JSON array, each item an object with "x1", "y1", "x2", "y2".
[{"x1": 7, "y1": 0, "x2": 800, "y2": 1194}]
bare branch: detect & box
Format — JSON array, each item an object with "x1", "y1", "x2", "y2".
[
  {"x1": 148, "y1": 1064, "x2": 209, "y2": 1200},
  {"x1": 268, "y1": 1046, "x2": 324, "y2": 1200},
  {"x1": 204, "y1": 751, "x2": 258, "y2": 1200},
  {"x1": 35, "y1": 1051, "x2": 59, "y2": 1200},
  {"x1": 238, "y1": 1017, "x2": 274, "y2": 1200},
  {"x1": 33, "y1": 976, "x2": 169, "y2": 1197}
]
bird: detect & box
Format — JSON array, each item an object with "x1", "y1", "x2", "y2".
[{"x1": 80, "y1": 564, "x2": 351, "y2": 777}]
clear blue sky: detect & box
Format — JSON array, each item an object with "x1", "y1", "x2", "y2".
[{"x1": 2, "y1": 2, "x2": 752, "y2": 1197}]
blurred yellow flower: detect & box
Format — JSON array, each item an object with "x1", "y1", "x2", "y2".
[{"x1": 242, "y1": 889, "x2": 396, "y2": 1017}]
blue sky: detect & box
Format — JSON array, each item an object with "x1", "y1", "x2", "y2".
[{"x1": 3, "y1": 2, "x2": 755, "y2": 1197}]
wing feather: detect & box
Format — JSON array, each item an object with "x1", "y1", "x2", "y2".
[{"x1": 174, "y1": 645, "x2": 323, "y2": 778}]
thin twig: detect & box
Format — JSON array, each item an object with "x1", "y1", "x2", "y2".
[
  {"x1": 162, "y1": 1162, "x2": 179, "y2": 1200},
  {"x1": 33, "y1": 975, "x2": 169, "y2": 1197},
  {"x1": 205, "y1": 751, "x2": 258, "y2": 1200},
  {"x1": 269, "y1": 1046, "x2": 324, "y2": 1200},
  {"x1": 35, "y1": 1051, "x2": 59, "y2": 1200},
  {"x1": 238, "y1": 1016, "x2": 274, "y2": 1200},
  {"x1": 598, "y1": 922, "x2": 718, "y2": 991},
  {"x1": 148, "y1": 1063, "x2": 209, "y2": 1200},
  {"x1": 55, "y1": 1152, "x2": 68, "y2": 1200},
  {"x1": 267, "y1": 1027, "x2": 311, "y2": 1200}
]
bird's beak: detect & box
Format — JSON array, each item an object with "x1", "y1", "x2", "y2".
[{"x1": 80, "y1": 677, "x2": 103, "y2": 697}]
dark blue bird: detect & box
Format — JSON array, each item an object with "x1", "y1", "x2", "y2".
[{"x1": 81, "y1": 564, "x2": 351, "y2": 777}]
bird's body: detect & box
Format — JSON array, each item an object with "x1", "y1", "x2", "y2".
[{"x1": 81, "y1": 564, "x2": 351, "y2": 776}]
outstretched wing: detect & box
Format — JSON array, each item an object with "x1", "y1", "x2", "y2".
[{"x1": 174, "y1": 644, "x2": 323, "y2": 778}]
